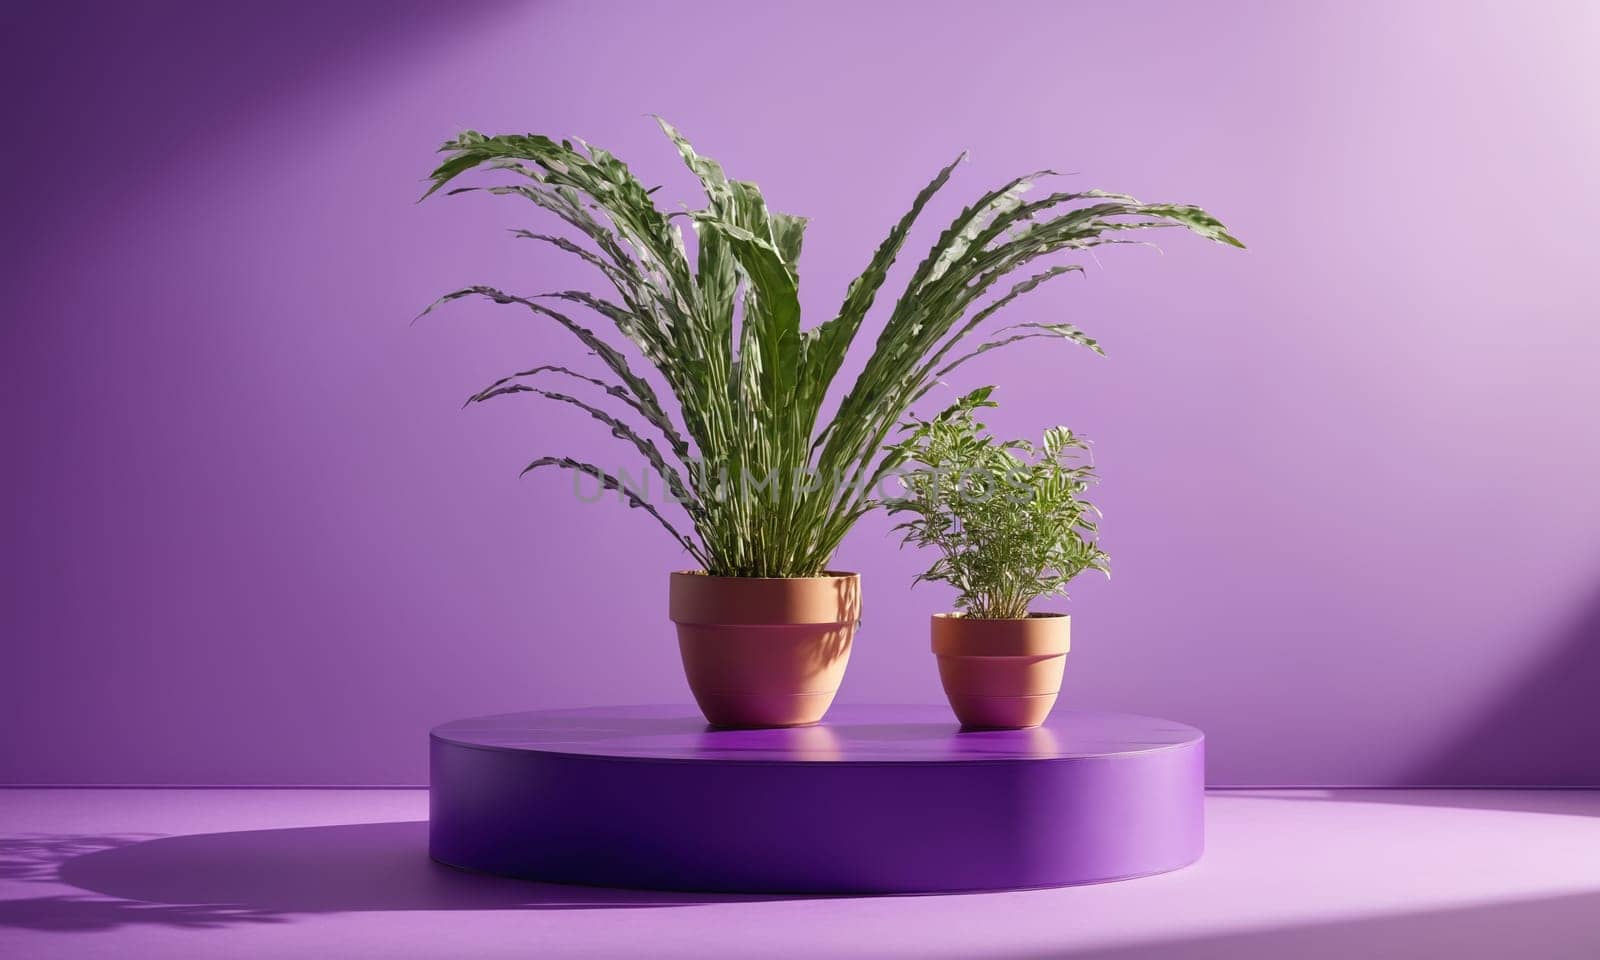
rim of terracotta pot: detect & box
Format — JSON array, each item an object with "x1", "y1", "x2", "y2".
[
  {"x1": 671, "y1": 570, "x2": 859, "y2": 582},
  {"x1": 931, "y1": 611, "x2": 1068, "y2": 623},
  {"x1": 931, "y1": 611, "x2": 1070, "y2": 657},
  {"x1": 670, "y1": 570, "x2": 861, "y2": 625}
]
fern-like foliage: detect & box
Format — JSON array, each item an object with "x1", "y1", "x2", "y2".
[
  {"x1": 884, "y1": 388, "x2": 1109, "y2": 619},
  {"x1": 421, "y1": 118, "x2": 1241, "y2": 577}
]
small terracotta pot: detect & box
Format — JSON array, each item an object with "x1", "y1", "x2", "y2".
[
  {"x1": 931, "y1": 612, "x2": 1070, "y2": 729},
  {"x1": 670, "y1": 571, "x2": 859, "y2": 728}
]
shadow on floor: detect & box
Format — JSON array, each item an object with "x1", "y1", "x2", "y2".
[
  {"x1": 0, "y1": 834, "x2": 156, "y2": 883},
  {"x1": 1023, "y1": 890, "x2": 1600, "y2": 959},
  {"x1": 1215, "y1": 787, "x2": 1600, "y2": 818},
  {"x1": 6, "y1": 802, "x2": 1598, "y2": 948},
  {"x1": 0, "y1": 821, "x2": 788, "y2": 930}
]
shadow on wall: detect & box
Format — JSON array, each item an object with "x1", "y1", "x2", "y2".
[
  {"x1": 0, "y1": 0, "x2": 516, "y2": 264},
  {"x1": 1410, "y1": 586, "x2": 1600, "y2": 787},
  {"x1": 0, "y1": 823, "x2": 784, "y2": 931}
]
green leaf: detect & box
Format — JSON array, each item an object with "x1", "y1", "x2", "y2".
[
  {"x1": 522, "y1": 456, "x2": 706, "y2": 566},
  {"x1": 421, "y1": 118, "x2": 1240, "y2": 577}
]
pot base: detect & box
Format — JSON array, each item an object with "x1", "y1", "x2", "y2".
[
  {"x1": 692, "y1": 691, "x2": 838, "y2": 729},
  {"x1": 945, "y1": 691, "x2": 1061, "y2": 729}
]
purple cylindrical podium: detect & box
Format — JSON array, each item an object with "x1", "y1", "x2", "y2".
[{"x1": 430, "y1": 705, "x2": 1203, "y2": 894}]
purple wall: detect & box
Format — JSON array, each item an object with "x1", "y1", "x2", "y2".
[{"x1": 4, "y1": 0, "x2": 1598, "y2": 786}]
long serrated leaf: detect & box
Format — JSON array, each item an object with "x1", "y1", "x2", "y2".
[
  {"x1": 466, "y1": 363, "x2": 693, "y2": 466},
  {"x1": 522, "y1": 456, "x2": 705, "y2": 564}
]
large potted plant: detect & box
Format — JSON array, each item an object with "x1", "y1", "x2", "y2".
[
  {"x1": 421, "y1": 118, "x2": 1239, "y2": 727},
  {"x1": 885, "y1": 388, "x2": 1109, "y2": 729}
]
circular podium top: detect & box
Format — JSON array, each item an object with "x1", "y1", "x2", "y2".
[{"x1": 430, "y1": 704, "x2": 1201, "y2": 764}]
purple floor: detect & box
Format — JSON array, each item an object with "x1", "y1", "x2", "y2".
[{"x1": 1, "y1": 789, "x2": 1597, "y2": 958}]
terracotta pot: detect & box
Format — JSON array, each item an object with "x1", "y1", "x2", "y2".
[
  {"x1": 931, "y1": 612, "x2": 1070, "y2": 729},
  {"x1": 670, "y1": 571, "x2": 859, "y2": 728}
]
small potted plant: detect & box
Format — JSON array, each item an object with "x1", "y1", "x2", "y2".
[
  {"x1": 422, "y1": 118, "x2": 1235, "y2": 728},
  {"x1": 885, "y1": 388, "x2": 1109, "y2": 729}
]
